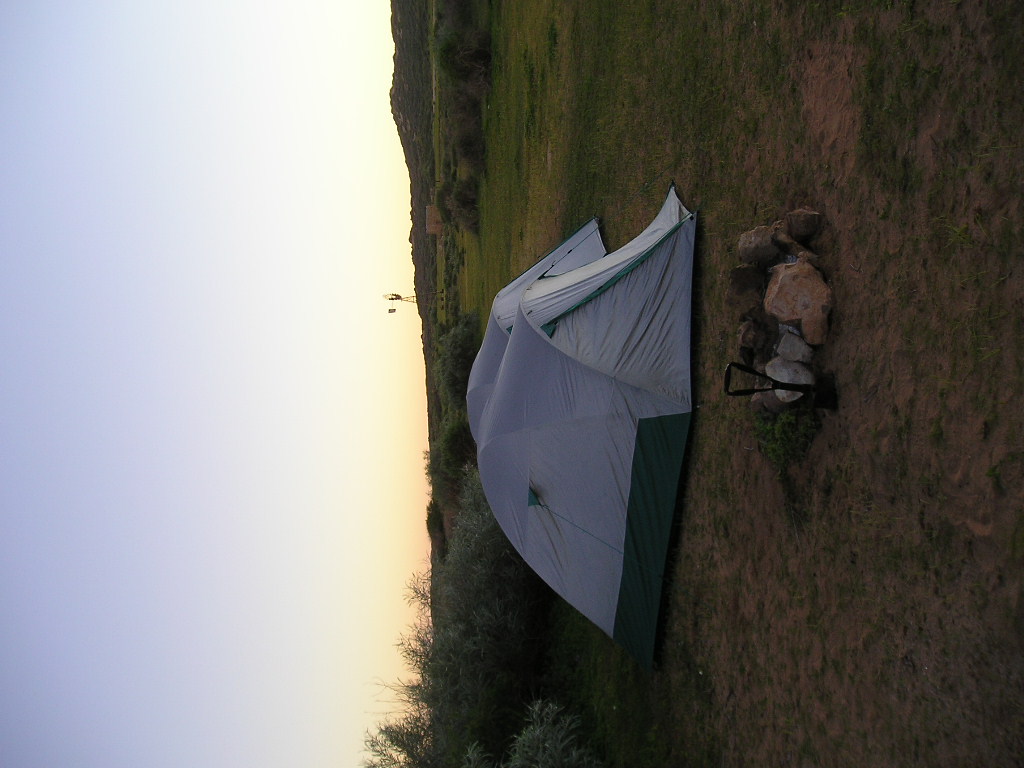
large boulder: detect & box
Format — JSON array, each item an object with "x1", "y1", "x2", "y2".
[
  {"x1": 737, "y1": 225, "x2": 781, "y2": 269},
  {"x1": 763, "y1": 256, "x2": 833, "y2": 345}
]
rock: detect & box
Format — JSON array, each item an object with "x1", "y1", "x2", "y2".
[
  {"x1": 772, "y1": 221, "x2": 822, "y2": 263},
  {"x1": 737, "y1": 226, "x2": 781, "y2": 269},
  {"x1": 750, "y1": 389, "x2": 789, "y2": 414},
  {"x1": 729, "y1": 265, "x2": 766, "y2": 294},
  {"x1": 771, "y1": 223, "x2": 810, "y2": 258},
  {"x1": 763, "y1": 256, "x2": 833, "y2": 345},
  {"x1": 775, "y1": 329, "x2": 814, "y2": 363},
  {"x1": 738, "y1": 318, "x2": 765, "y2": 350},
  {"x1": 728, "y1": 266, "x2": 766, "y2": 317},
  {"x1": 765, "y1": 356, "x2": 815, "y2": 403},
  {"x1": 785, "y1": 208, "x2": 824, "y2": 243},
  {"x1": 737, "y1": 313, "x2": 777, "y2": 369}
]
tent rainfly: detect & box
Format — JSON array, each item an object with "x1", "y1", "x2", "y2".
[{"x1": 467, "y1": 186, "x2": 696, "y2": 666}]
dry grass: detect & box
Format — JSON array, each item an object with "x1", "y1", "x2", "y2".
[{"x1": 448, "y1": 0, "x2": 1024, "y2": 765}]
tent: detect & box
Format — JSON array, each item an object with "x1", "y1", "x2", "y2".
[
  {"x1": 467, "y1": 186, "x2": 696, "y2": 665},
  {"x1": 466, "y1": 217, "x2": 607, "y2": 442}
]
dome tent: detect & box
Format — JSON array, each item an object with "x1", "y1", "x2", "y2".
[
  {"x1": 466, "y1": 216, "x2": 607, "y2": 443},
  {"x1": 467, "y1": 186, "x2": 696, "y2": 666}
]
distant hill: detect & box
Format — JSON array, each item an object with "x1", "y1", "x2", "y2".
[{"x1": 390, "y1": 0, "x2": 441, "y2": 438}]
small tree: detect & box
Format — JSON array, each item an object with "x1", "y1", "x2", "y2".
[
  {"x1": 460, "y1": 701, "x2": 603, "y2": 768},
  {"x1": 437, "y1": 30, "x2": 491, "y2": 84}
]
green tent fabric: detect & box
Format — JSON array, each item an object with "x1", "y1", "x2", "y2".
[{"x1": 467, "y1": 187, "x2": 696, "y2": 666}]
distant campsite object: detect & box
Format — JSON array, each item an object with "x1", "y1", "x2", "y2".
[
  {"x1": 384, "y1": 290, "x2": 444, "y2": 313},
  {"x1": 467, "y1": 187, "x2": 696, "y2": 666},
  {"x1": 425, "y1": 204, "x2": 444, "y2": 235}
]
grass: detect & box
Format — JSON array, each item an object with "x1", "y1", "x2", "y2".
[
  {"x1": 426, "y1": 1, "x2": 1024, "y2": 765},
  {"x1": 543, "y1": 602, "x2": 717, "y2": 768}
]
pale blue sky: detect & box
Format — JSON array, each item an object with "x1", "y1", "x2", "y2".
[{"x1": 1, "y1": 3, "x2": 428, "y2": 766}]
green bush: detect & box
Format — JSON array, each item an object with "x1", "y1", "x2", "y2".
[
  {"x1": 366, "y1": 470, "x2": 554, "y2": 768},
  {"x1": 445, "y1": 178, "x2": 481, "y2": 232},
  {"x1": 434, "y1": 8, "x2": 489, "y2": 235},
  {"x1": 437, "y1": 0, "x2": 477, "y2": 37},
  {"x1": 462, "y1": 701, "x2": 603, "y2": 768},
  {"x1": 427, "y1": 470, "x2": 552, "y2": 763},
  {"x1": 434, "y1": 313, "x2": 480, "y2": 408},
  {"x1": 423, "y1": 411, "x2": 475, "y2": 508},
  {"x1": 438, "y1": 30, "x2": 491, "y2": 84},
  {"x1": 426, "y1": 497, "x2": 445, "y2": 540},
  {"x1": 753, "y1": 404, "x2": 821, "y2": 470}
]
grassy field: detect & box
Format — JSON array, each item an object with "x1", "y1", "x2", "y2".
[{"x1": 447, "y1": 0, "x2": 1024, "y2": 765}]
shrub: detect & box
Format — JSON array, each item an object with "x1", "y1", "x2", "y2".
[
  {"x1": 461, "y1": 701, "x2": 603, "y2": 768},
  {"x1": 427, "y1": 471, "x2": 552, "y2": 762},
  {"x1": 438, "y1": 30, "x2": 492, "y2": 84},
  {"x1": 445, "y1": 178, "x2": 481, "y2": 232},
  {"x1": 367, "y1": 470, "x2": 553, "y2": 768},
  {"x1": 753, "y1": 404, "x2": 821, "y2": 470},
  {"x1": 455, "y1": 128, "x2": 486, "y2": 174},
  {"x1": 426, "y1": 497, "x2": 445, "y2": 540},
  {"x1": 437, "y1": 0, "x2": 475, "y2": 30},
  {"x1": 424, "y1": 412, "x2": 475, "y2": 508},
  {"x1": 434, "y1": 313, "x2": 480, "y2": 408}
]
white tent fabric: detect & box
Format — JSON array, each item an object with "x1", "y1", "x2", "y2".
[
  {"x1": 466, "y1": 218, "x2": 606, "y2": 442},
  {"x1": 520, "y1": 188, "x2": 687, "y2": 326},
  {"x1": 467, "y1": 187, "x2": 696, "y2": 665}
]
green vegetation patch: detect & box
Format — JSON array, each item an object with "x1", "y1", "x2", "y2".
[{"x1": 754, "y1": 404, "x2": 822, "y2": 471}]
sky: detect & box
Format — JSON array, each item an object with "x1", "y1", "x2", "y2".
[{"x1": 0, "y1": 3, "x2": 430, "y2": 766}]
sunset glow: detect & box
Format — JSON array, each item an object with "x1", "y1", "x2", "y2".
[{"x1": 0, "y1": 2, "x2": 428, "y2": 765}]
